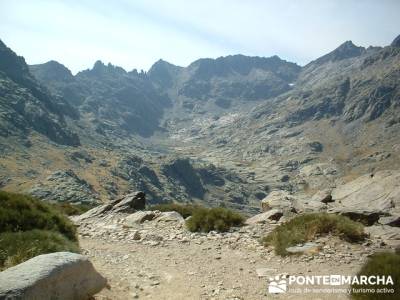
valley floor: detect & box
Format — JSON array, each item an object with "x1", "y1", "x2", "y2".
[{"x1": 78, "y1": 219, "x2": 382, "y2": 300}]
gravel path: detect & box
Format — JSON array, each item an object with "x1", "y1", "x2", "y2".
[{"x1": 77, "y1": 214, "x2": 384, "y2": 300}]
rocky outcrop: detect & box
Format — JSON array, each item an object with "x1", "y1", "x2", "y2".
[
  {"x1": 261, "y1": 191, "x2": 295, "y2": 213},
  {"x1": 74, "y1": 191, "x2": 146, "y2": 222},
  {"x1": 364, "y1": 225, "x2": 400, "y2": 247},
  {"x1": 0, "y1": 39, "x2": 80, "y2": 146},
  {"x1": 0, "y1": 252, "x2": 106, "y2": 300},
  {"x1": 124, "y1": 210, "x2": 185, "y2": 228},
  {"x1": 29, "y1": 170, "x2": 99, "y2": 204},
  {"x1": 329, "y1": 170, "x2": 400, "y2": 225},
  {"x1": 124, "y1": 211, "x2": 158, "y2": 226},
  {"x1": 161, "y1": 158, "x2": 205, "y2": 199}
]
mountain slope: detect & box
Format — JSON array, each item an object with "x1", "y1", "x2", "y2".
[
  {"x1": 31, "y1": 60, "x2": 172, "y2": 138},
  {"x1": 1, "y1": 35, "x2": 399, "y2": 213},
  {"x1": 0, "y1": 40, "x2": 79, "y2": 146}
]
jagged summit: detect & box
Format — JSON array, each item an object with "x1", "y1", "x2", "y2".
[
  {"x1": 310, "y1": 40, "x2": 365, "y2": 65},
  {"x1": 77, "y1": 60, "x2": 127, "y2": 78}
]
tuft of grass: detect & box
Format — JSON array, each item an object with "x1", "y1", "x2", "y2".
[
  {"x1": 262, "y1": 213, "x2": 366, "y2": 256},
  {"x1": 0, "y1": 230, "x2": 80, "y2": 270},
  {"x1": 0, "y1": 191, "x2": 80, "y2": 270},
  {"x1": 351, "y1": 252, "x2": 400, "y2": 300},
  {"x1": 186, "y1": 207, "x2": 244, "y2": 233},
  {"x1": 0, "y1": 190, "x2": 77, "y2": 241},
  {"x1": 150, "y1": 202, "x2": 200, "y2": 218}
]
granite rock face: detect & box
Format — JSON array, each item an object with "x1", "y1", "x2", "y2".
[
  {"x1": 74, "y1": 191, "x2": 146, "y2": 222},
  {"x1": 329, "y1": 170, "x2": 400, "y2": 224}
]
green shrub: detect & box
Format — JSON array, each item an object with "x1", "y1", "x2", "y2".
[
  {"x1": 0, "y1": 230, "x2": 79, "y2": 270},
  {"x1": 150, "y1": 202, "x2": 200, "y2": 218},
  {"x1": 262, "y1": 213, "x2": 366, "y2": 256},
  {"x1": 186, "y1": 207, "x2": 244, "y2": 232},
  {"x1": 0, "y1": 191, "x2": 77, "y2": 241},
  {"x1": 49, "y1": 202, "x2": 95, "y2": 216},
  {"x1": 351, "y1": 252, "x2": 400, "y2": 300}
]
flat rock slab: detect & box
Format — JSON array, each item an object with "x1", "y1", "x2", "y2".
[
  {"x1": 286, "y1": 242, "x2": 320, "y2": 254},
  {"x1": 245, "y1": 209, "x2": 283, "y2": 224},
  {"x1": 331, "y1": 170, "x2": 400, "y2": 215},
  {"x1": 0, "y1": 252, "x2": 106, "y2": 300},
  {"x1": 365, "y1": 225, "x2": 400, "y2": 247}
]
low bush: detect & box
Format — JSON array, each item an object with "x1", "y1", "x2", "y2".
[
  {"x1": 351, "y1": 252, "x2": 400, "y2": 300},
  {"x1": 0, "y1": 229, "x2": 79, "y2": 270},
  {"x1": 0, "y1": 191, "x2": 80, "y2": 269},
  {"x1": 49, "y1": 202, "x2": 95, "y2": 216},
  {"x1": 262, "y1": 213, "x2": 366, "y2": 256},
  {"x1": 150, "y1": 202, "x2": 201, "y2": 218},
  {"x1": 0, "y1": 191, "x2": 77, "y2": 241},
  {"x1": 186, "y1": 207, "x2": 244, "y2": 232}
]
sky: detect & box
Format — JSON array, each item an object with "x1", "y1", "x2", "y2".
[{"x1": 1, "y1": 0, "x2": 399, "y2": 74}]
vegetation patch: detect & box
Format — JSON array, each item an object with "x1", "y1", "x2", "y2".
[
  {"x1": 351, "y1": 252, "x2": 400, "y2": 300},
  {"x1": 49, "y1": 201, "x2": 95, "y2": 216},
  {"x1": 0, "y1": 191, "x2": 79, "y2": 269},
  {"x1": 262, "y1": 213, "x2": 366, "y2": 256},
  {"x1": 186, "y1": 207, "x2": 244, "y2": 232},
  {"x1": 150, "y1": 202, "x2": 200, "y2": 218},
  {"x1": 0, "y1": 230, "x2": 79, "y2": 270}
]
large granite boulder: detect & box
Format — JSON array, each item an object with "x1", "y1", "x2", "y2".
[
  {"x1": 73, "y1": 191, "x2": 146, "y2": 222},
  {"x1": 261, "y1": 190, "x2": 295, "y2": 212},
  {"x1": 0, "y1": 252, "x2": 106, "y2": 300},
  {"x1": 124, "y1": 211, "x2": 158, "y2": 226},
  {"x1": 156, "y1": 211, "x2": 185, "y2": 223},
  {"x1": 328, "y1": 170, "x2": 400, "y2": 225}
]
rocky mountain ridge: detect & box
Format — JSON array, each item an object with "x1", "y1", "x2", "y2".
[{"x1": 0, "y1": 34, "x2": 399, "y2": 213}]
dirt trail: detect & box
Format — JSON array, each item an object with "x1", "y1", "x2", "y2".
[{"x1": 77, "y1": 215, "x2": 381, "y2": 300}]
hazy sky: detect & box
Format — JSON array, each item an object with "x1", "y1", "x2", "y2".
[{"x1": 1, "y1": 0, "x2": 399, "y2": 74}]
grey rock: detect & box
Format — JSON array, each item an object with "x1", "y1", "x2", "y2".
[
  {"x1": 329, "y1": 170, "x2": 400, "y2": 224},
  {"x1": 156, "y1": 211, "x2": 185, "y2": 223},
  {"x1": 124, "y1": 211, "x2": 158, "y2": 226},
  {"x1": 378, "y1": 215, "x2": 400, "y2": 227},
  {"x1": 293, "y1": 197, "x2": 327, "y2": 213},
  {"x1": 245, "y1": 209, "x2": 283, "y2": 224},
  {"x1": 365, "y1": 225, "x2": 400, "y2": 247},
  {"x1": 0, "y1": 252, "x2": 106, "y2": 300},
  {"x1": 261, "y1": 191, "x2": 294, "y2": 212},
  {"x1": 286, "y1": 242, "x2": 320, "y2": 254},
  {"x1": 311, "y1": 189, "x2": 333, "y2": 203},
  {"x1": 73, "y1": 191, "x2": 146, "y2": 222},
  {"x1": 112, "y1": 192, "x2": 146, "y2": 213}
]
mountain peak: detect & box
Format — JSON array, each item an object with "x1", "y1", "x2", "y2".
[
  {"x1": 78, "y1": 60, "x2": 127, "y2": 77},
  {"x1": 93, "y1": 60, "x2": 105, "y2": 69},
  {"x1": 391, "y1": 34, "x2": 400, "y2": 47},
  {"x1": 0, "y1": 38, "x2": 31, "y2": 84},
  {"x1": 29, "y1": 60, "x2": 73, "y2": 82},
  {"x1": 148, "y1": 59, "x2": 181, "y2": 88},
  {"x1": 311, "y1": 40, "x2": 365, "y2": 66}
]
